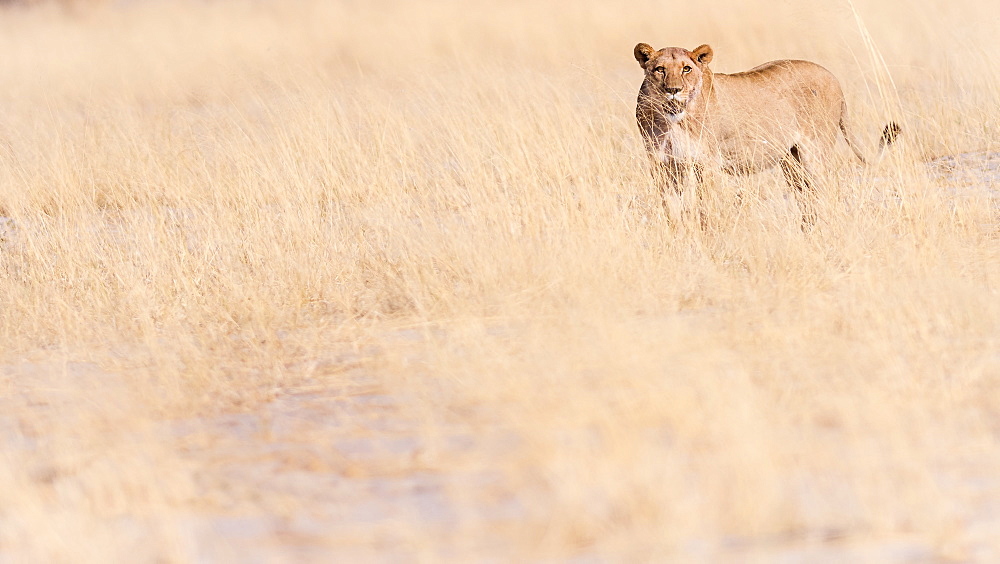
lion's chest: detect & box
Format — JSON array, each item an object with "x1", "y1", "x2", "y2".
[{"x1": 654, "y1": 126, "x2": 707, "y2": 162}]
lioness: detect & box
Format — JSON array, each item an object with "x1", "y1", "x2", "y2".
[{"x1": 633, "y1": 43, "x2": 899, "y2": 225}]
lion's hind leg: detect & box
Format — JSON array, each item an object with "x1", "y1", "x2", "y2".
[{"x1": 780, "y1": 144, "x2": 817, "y2": 229}]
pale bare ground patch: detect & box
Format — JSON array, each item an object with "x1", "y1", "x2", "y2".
[{"x1": 0, "y1": 0, "x2": 999, "y2": 561}]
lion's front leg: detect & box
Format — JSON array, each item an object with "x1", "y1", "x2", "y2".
[
  {"x1": 651, "y1": 158, "x2": 683, "y2": 198},
  {"x1": 652, "y1": 158, "x2": 705, "y2": 227}
]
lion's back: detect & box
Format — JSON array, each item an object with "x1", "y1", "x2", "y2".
[
  {"x1": 724, "y1": 59, "x2": 843, "y2": 99},
  {"x1": 716, "y1": 59, "x2": 846, "y2": 138}
]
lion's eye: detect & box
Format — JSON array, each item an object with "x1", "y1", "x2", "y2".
[
  {"x1": 654, "y1": 67, "x2": 665, "y2": 74},
  {"x1": 682, "y1": 66, "x2": 692, "y2": 74}
]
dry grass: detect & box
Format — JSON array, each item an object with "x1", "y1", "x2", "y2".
[{"x1": 1, "y1": 0, "x2": 999, "y2": 560}]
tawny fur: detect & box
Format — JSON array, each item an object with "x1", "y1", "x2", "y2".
[{"x1": 633, "y1": 43, "x2": 899, "y2": 225}]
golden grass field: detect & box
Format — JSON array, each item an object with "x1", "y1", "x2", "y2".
[{"x1": 0, "y1": 0, "x2": 999, "y2": 560}]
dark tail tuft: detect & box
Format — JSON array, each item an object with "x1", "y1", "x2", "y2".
[{"x1": 880, "y1": 122, "x2": 901, "y2": 148}]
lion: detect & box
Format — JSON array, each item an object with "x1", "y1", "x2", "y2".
[{"x1": 633, "y1": 43, "x2": 899, "y2": 225}]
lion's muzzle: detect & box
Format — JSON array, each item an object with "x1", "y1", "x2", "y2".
[{"x1": 659, "y1": 88, "x2": 687, "y2": 114}]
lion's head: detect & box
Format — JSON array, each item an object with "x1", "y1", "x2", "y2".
[{"x1": 634, "y1": 43, "x2": 714, "y2": 120}]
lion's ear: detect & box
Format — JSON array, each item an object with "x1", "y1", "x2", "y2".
[
  {"x1": 691, "y1": 44, "x2": 714, "y2": 65},
  {"x1": 634, "y1": 43, "x2": 655, "y2": 66}
]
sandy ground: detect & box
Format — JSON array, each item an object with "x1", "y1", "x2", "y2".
[{"x1": 4, "y1": 170, "x2": 1000, "y2": 560}]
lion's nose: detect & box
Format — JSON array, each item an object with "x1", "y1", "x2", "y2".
[{"x1": 664, "y1": 87, "x2": 681, "y2": 95}]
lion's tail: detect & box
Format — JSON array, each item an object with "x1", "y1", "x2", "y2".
[{"x1": 840, "y1": 101, "x2": 900, "y2": 165}]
